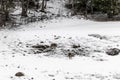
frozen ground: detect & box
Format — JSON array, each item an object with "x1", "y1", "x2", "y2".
[{"x1": 1, "y1": 18, "x2": 120, "y2": 80}]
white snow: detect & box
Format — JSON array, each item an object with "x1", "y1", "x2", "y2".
[{"x1": 1, "y1": 18, "x2": 120, "y2": 80}]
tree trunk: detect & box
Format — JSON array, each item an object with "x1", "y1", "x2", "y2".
[
  {"x1": 90, "y1": 0, "x2": 93, "y2": 14},
  {"x1": 21, "y1": 8, "x2": 28, "y2": 17},
  {"x1": 44, "y1": 0, "x2": 47, "y2": 9},
  {"x1": 21, "y1": 0, "x2": 29, "y2": 17},
  {"x1": 41, "y1": 0, "x2": 45, "y2": 11}
]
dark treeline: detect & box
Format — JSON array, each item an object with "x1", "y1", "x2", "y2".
[
  {"x1": 66, "y1": 0, "x2": 120, "y2": 19},
  {"x1": 0, "y1": 0, "x2": 120, "y2": 27}
]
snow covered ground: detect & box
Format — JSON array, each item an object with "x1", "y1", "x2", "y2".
[{"x1": 1, "y1": 18, "x2": 120, "y2": 80}]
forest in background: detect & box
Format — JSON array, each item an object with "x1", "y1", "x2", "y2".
[
  {"x1": 0, "y1": 0, "x2": 120, "y2": 27},
  {"x1": 0, "y1": 0, "x2": 50, "y2": 27},
  {"x1": 66, "y1": 0, "x2": 120, "y2": 20}
]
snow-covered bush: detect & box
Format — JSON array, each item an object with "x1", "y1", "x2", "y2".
[
  {"x1": 88, "y1": 34, "x2": 108, "y2": 40},
  {"x1": 50, "y1": 43, "x2": 58, "y2": 49},
  {"x1": 106, "y1": 48, "x2": 120, "y2": 56},
  {"x1": 67, "y1": 52, "x2": 75, "y2": 59},
  {"x1": 30, "y1": 42, "x2": 91, "y2": 57},
  {"x1": 31, "y1": 44, "x2": 50, "y2": 54}
]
